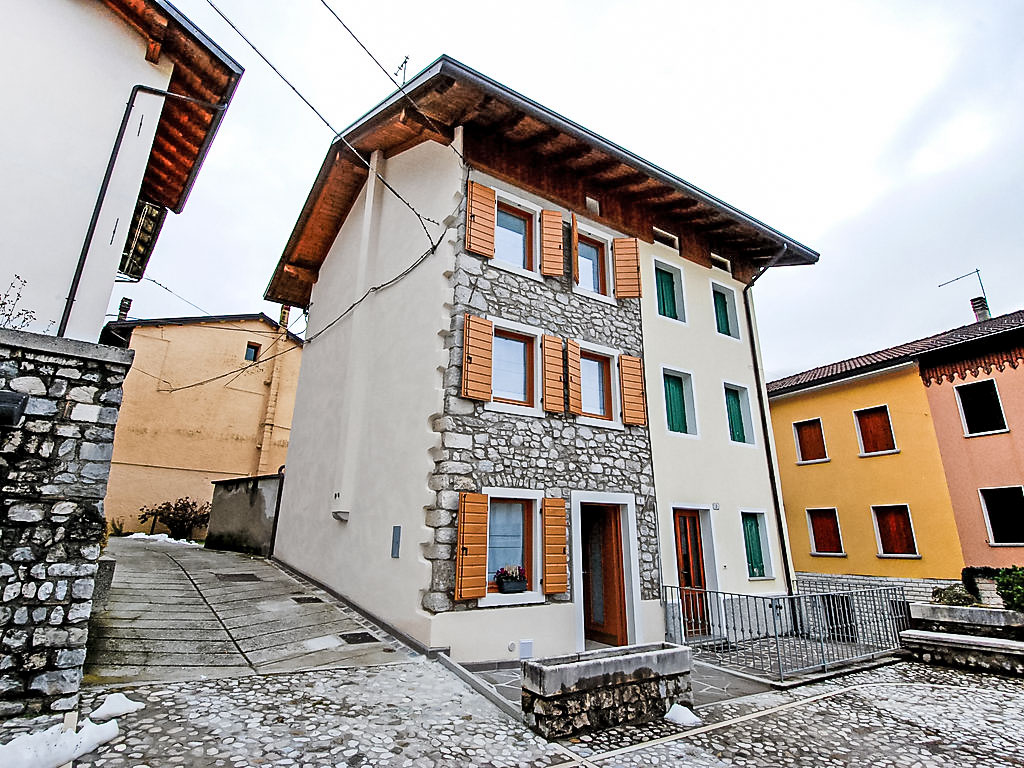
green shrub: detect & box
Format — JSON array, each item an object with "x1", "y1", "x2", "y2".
[
  {"x1": 931, "y1": 584, "x2": 976, "y2": 606},
  {"x1": 995, "y1": 566, "x2": 1024, "y2": 613},
  {"x1": 138, "y1": 497, "x2": 211, "y2": 541}
]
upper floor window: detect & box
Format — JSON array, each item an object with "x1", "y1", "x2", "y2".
[
  {"x1": 655, "y1": 261, "x2": 685, "y2": 322},
  {"x1": 664, "y1": 370, "x2": 697, "y2": 435},
  {"x1": 955, "y1": 379, "x2": 1008, "y2": 436},
  {"x1": 980, "y1": 486, "x2": 1024, "y2": 546},
  {"x1": 872, "y1": 504, "x2": 918, "y2": 557},
  {"x1": 495, "y1": 202, "x2": 534, "y2": 271},
  {"x1": 244, "y1": 342, "x2": 260, "y2": 362},
  {"x1": 855, "y1": 406, "x2": 897, "y2": 455},
  {"x1": 794, "y1": 418, "x2": 828, "y2": 463},
  {"x1": 725, "y1": 384, "x2": 754, "y2": 444},
  {"x1": 492, "y1": 329, "x2": 534, "y2": 407},
  {"x1": 577, "y1": 235, "x2": 607, "y2": 295},
  {"x1": 712, "y1": 283, "x2": 739, "y2": 338},
  {"x1": 580, "y1": 351, "x2": 612, "y2": 419}
]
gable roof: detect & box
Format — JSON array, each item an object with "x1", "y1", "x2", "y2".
[
  {"x1": 100, "y1": 313, "x2": 303, "y2": 348},
  {"x1": 265, "y1": 55, "x2": 818, "y2": 307},
  {"x1": 768, "y1": 310, "x2": 1024, "y2": 397}
]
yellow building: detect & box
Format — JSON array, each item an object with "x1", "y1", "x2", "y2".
[
  {"x1": 768, "y1": 348, "x2": 964, "y2": 601},
  {"x1": 99, "y1": 313, "x2": 302, "y2": 533}
]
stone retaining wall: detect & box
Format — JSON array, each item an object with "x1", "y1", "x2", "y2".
[
  {"x1": 901, "y1": 630, "x2": 1024, "y2": 677},
  {"x1": 0, "y1": 329, "x2": 132, "y2": 716},
  {"x1": 797, "y1": 572, "x2": 958, "y2": 604}
]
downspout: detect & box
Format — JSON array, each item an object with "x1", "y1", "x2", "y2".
[
  {"x1": 741, "y1": 244, "x2": 794, "y2": 595},
  {"x1": 57, "y1": 85, "x2": 227, "y2": 337}
]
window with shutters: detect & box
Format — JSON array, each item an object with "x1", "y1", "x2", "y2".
[
  {"x1": 580, "y1": 351, "x2": 612, "y2": 420},
  {"x1": 793, "y1": 418, "x2": 828, "y2": 463},
  {"x1": 854, "y1": 405, "x2": 898, "y2": 455},
  {"x1": 955, "y1": 379, "x2": 1008, "y2": 436},
  {"x1": 872, "y1": 504, "x2": 918, "y2": 556},
  {"x1": 492, "y1": 329, "x2": 534, "y2": 407},
  {"x1": 495, "y1": 202, "x2": 534, "y2": 271},
  {"x1": 741, "y1": 511, "x2": 772, "y2": 578},
  {"x1": 807, "y1": 508, "x2": 845, "y2": 555},
  {"x1": 486, "y1": 498, "x2": 533, "y2": 590},
  {"x1": 711, "y1": 282, "x2": 740, "y2": 339},
  {"x1": 578, "y1": 235, "x2": 607, "y2": 295},
  {"x1": 663, "y1": 369, "x2": 696, "y2": 436},
  {"x1": 979, "y1": 486, "x2": 1024, "y2": 545},
  {"x1": 654, "y1": 260, "x2": 685, "y2": 322},
  {"x1": 724, "y1": 383, "x2": 754, "y2": 444}
]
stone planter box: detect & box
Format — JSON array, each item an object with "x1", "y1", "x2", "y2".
[
  {"x1": 909, "y1": 602, "x2": 1024, "y2": 641},
  {"x1": 521, "y1": 642, "x2": 692, "y2": 739}
]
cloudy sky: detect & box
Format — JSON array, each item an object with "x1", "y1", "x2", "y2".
[{"x1": 114, "y1": 0, "x2": 1024, "y2": 379}]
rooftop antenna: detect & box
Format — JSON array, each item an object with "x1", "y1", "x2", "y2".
[
  {"x1": 394, "y1": 56, "x2": 409, "y2": 85},
  {"x1": 938, "y1": 268, "x2": 990, "y2": 322}
]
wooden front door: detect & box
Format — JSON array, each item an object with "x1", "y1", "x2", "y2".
[
  {"x1": 581, "y1": 504, "x2": 628, "y2": 646},
  {"x1": 674, "y1": 509, "x2": 709, "y2": 636}
]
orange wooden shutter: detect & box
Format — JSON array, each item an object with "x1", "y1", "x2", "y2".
[
  {"x1": 619, "y1": 354, "x2": 647, "y2": 425},
  {"x1": 567, "y1": 339, "x2": 583, "y2": 415},
  {"x1": 455, "y1": 492, "x2": 489, "y2": 600},
  {"x1": 570, "y1": 213, "x2": 580, "y2": 283},
  {"x1": 542, "y1": 497, "x2": 568, "y2": 595},
  {"x1": 613, "y1": 237, "x2": 642, "y2": 298},
  {"x1": 540, "y1": 210, "x2": 564, "y2": 276},
  {"x1": 541, "y1": 335, "x2": 566, "y2": 413},
  {"x1": 465, "y1": 181, "x2": 496, "y2": 258},
  {"x1": 461, "y1": 314, "x2": 493, "y2": 401}
]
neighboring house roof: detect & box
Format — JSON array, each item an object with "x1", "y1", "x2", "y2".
[
  {"x1": 768, "y1": 310, "x2": 1024, "y2": 397},
  {"x1": 265, "y1": 54, "x2": 819, "y2": 308},
  {"x1": 101, "y1": 0, "x2": 243, "y2": 214},
  {"x1": 100, "y1": 313, "x2": 304, "y2": 348}
]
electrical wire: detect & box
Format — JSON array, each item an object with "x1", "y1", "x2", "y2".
[{"x1": 204, "y1": 0, "x2": 443, "y2": 249}]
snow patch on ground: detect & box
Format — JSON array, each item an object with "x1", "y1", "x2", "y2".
[
  {"x1": 126, "y1": 532, "x2": 200, "y2": 546},
  {"x1": 89, "y1": 692, "x2": 145, "y2": 722},
  {"x1": 0, "y1": 719, "x2": 119, "y2": 768},
  {"x1": 665, "y1": 703, "x2": 702, "y2": 726}
]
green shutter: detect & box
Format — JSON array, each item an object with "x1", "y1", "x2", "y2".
[
  {"x1": 726, "y1": 387, "x2": 745, "y2": 442},
  {"x1": 655, "y1": 268, "x2": 677, "y2": 319},
  {"x1": 714, "y1": 290, "x2": 730, "y2": 335},
  {"x1": 664, "y1": 374, "x2": 687, "y2": 433},
  {"x1": 742, "y1": 513, "x2": 765, "y2": 577}
]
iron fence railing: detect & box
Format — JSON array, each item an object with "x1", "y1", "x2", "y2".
[{"x1": 663, "y1": 584, "x2": 909, "y2": 681}]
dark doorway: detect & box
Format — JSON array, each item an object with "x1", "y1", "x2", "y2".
[{"x1": 581, "y1": 503, "x2": 628, "y2": 646}]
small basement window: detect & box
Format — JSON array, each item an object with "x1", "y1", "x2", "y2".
[
  {"x1": 956, "y1": 379, "x2": 1008, "y2": 436},
  {"x1": 980, "y1": 486, "x2": 1024, "y2": 545},
  {"x1": 244, "y1": 343, "x2": 260, "y2": 362}
]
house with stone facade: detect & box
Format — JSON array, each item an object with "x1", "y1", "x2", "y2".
[{"x1": 264, "y1": 56, "x2": 818, "y2": 663}]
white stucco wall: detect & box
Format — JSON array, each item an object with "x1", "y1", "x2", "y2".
[
  {"x1": 640, "y1": 243, "x2": 790, "y2": 596},
  {"x1": 273, "y1": 139, "x2": 462, "y2": 649},
  {"x1": 1, "y1": 0, "x2": 172, "y2": 340}
]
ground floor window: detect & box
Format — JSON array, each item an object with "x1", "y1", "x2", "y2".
[
  {"x1": 741, "y1": 511, "x2": 769, "y2": 578},
  {"x1": 487, "y1": 498, "x2": 533, "y2": 590},
  {"x1": 980, "y1": 486, "x2": 1024, "y2": 545},
  {"x1": 808, "y1": 508, "x2": 844, "y2": 554},
  {"x1": 872, "y1": 504, "x2": 917, "y2": 556}
]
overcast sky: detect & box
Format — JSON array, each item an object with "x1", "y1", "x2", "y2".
[{"x1": 113, "y1": 0, "x2": 1024, "y2": 380}]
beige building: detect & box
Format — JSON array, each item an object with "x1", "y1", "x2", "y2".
[{"x1": 99, "y1": 313, "x2": 301, "y2": 532}]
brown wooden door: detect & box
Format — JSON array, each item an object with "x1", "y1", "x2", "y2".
[
  {"x1": 674, "y1": 509, "x2": 709, "y2": 636},
  {"x1": 581, "y1": 504, "x2": 628, "y2": 646}
]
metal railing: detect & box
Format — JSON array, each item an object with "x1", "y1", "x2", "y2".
[{"x1": 663, "y1": 584, "x2": 909, "y2": 681}]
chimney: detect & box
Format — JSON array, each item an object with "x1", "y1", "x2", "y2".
[
  {"x1": 279, "y1": 304, "x2": 291, "y2": 329},
  {"x1": 117, "y1": 297, "x2": 132, "y2": 321},
  {"x1": 971, "y1": 296, "x2": 991, "y2": 322}
]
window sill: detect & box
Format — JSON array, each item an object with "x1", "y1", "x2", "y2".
[
  {"x1": 487, "y1": 258, "x2": 545, "y2": 284},
  {"x1": 964, "y1": 428, "x2": 1010, "y2": 438},
  {"x1": 577, "y1": 415, "x2": 624, "y2": 431},
  {"x1": 747, "y1": 576, "x2": 775, "y2": 582},
  {"x1": 986, "y1": 543, "x2": 1024, "y2": 547},
  {"x1": 477, "y1": 591, "x2": 546, "y2": 608},
  {"x1": 876, "y1": 553, "x2": 921, "y2": 559},
  {"x1": 657, "y1": 313, "x2": 688, "y2": 326},
  {"x1": 485, "y1": 400, "x2": 544, "y2": 419},
  {"x1": 729, "y1": 438, "x2": 758, "y2": 448},
  {"x1": 859, "y1": 449, "x2": 900, "y2": 458},
  {"x1": 810, "y1": 552, "x2": 847, "y2": 558},
  {"x1": 667, "y1": 428, "x2": 700, "y2": 439},
  {"x1": 797, "y1": 458, "x2": 830, "y2": 466},
  {"x1": 571, "y1": 284, "x2": 618, "y2": 307},
  {"x1": 715, "y1": 331, "x2": 742, "y2": 343}
]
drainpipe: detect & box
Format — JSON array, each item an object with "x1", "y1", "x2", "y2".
[
  {"x1": 741, "y1": 244, "x2": 794, "y2": 596},
  {"x1": 57, "y1": 85, "x2": 227, "y2": 337}
]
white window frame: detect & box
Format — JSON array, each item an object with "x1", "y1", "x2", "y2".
[
  {"x1": 740, "y1": 509, "x2": 774, "y2": 580},
  {"x1": 792, "y1": 417, "x2": 830, "y2": 464},
  {"x1": 572, "y1": 220, "x2": 617, "y2": 306},
  {"x1": 870, "y1": 504, "x2": 921, "y2": 558},
  {"x1": 576, "y1": 339, "x2": 624, "y2": 431},
  {"x1": 652, "y1": 258, "x2": 687, "y2": 324},
  {"x1": 484, "y1": 315, "x2": 543, "y2": 418},
  {"x1": 489, "y1": 189, "x2": 544, "y2": 283},
  {"x1": 710, "y1": 281, "x2": 741, "y2": 341},
  {"x1": 978, "y1": 485, "x2": 1024, "y2": 547},
  {"x1": 661, "y1": 365, "x2": 698, "y2": 438},
  {"x1": 806, "y1": 507, "x2": 846, "y2": 557},
  {"x1": 954, "y1": 379, "x2": 1009, "y2": 438},
  {"x1": 723, "y1": 381, "x2": 756, "y2": 447},
  {"x1": 853, "y1": 404, "x2": 900, "y2": 457},
  {"x1": 477, "y1": 487, "x2": 546, "y2": 607}
]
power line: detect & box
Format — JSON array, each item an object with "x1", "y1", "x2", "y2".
[{"x1": 204, "y1": 0, "x2": 443, "y2": 248}]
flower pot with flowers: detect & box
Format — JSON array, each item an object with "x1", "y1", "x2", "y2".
[{"x1": 495, "y1": 565, "x2": 528, "y2": 594}]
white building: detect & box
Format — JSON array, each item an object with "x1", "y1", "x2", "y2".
[
  {"x1": 0, "y1": 0, "x2": 241, "y2": 341},
  {"x1": 265, "y1": 56, "x2": 817, "y2": 662}
]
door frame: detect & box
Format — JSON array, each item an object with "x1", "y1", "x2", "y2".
[
  {"x1": 571, "y1": 491, "x2": 641, "y2": 652},
  {"x1": 663, "y1": 502, "x2": 719, "y2": 593}
]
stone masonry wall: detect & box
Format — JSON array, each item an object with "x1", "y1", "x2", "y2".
[
  {"x1": 797, "y1": 572, "x2": 959, "y2": 604},
  {"x1": 421, "y1": 172, "x2": 661, "y2": 613},
  {"x1": 0, "y1": 329, "x2": 133, "y2": 716}
]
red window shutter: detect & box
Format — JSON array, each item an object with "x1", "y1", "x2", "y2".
[
  {"x1": 618, "y1": 355, "x2": 647, "y2": 425},
  {"x1": 874, "y1": 505, "x2": 917, "y2": 555},
  {"x1": 461, "y1": 314, "x2": 493, "y2": 401},
  {"x1": 795, "y1": 420, "x2": 827, "y2": 461},
  {"x1": 542, "y1": 497, "x2": 568, "y2": 595},
  {"x1": 540, "y1": 210, "x2": 564, "y2": 276},
  {"x1": 465, "y1": 181, "x2": 496, "y2": 258},
  {"x1": 566, "y1": 339, "x2": 583, "y2": 415},
  {"x1": 612, "y1": 238, "x2": 642, "y2": 298},
  {"x1": 570, "y1": 213, "x2": 580, "y2": 284},
  {"x1": 455, "y1": 492, "x2": 489, "y2": 600},
  {"x1": 541, "y1": 335, "x2": 566, "y2": 413},
  {"x1": 857, "y1": 407, "x2": 895, "y2": 453},
  {"x1": 808, "y1": 508, "x2": 842, "y2": 553}
]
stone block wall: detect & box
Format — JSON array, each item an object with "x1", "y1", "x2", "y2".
[
  {"x1": 796, "y1": 572, "x2": 959, "y2": 604},
  {"x1": 0, "y1": 329, "x2": 133, "y2": 716}
]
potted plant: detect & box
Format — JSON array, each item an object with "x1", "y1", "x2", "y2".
[{"x1": 495, "y1": 565, "x2": 528, "y2": 594}]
